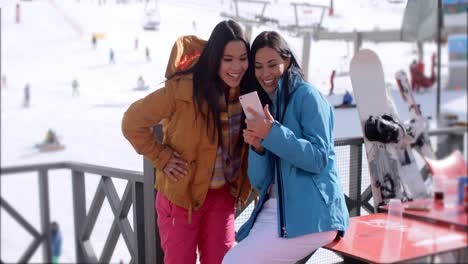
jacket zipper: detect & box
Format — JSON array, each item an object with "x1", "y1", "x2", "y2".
[
  {"x1": 276, "y1": 157, "x2": 287, "y2": 238},
  {"x1": 274, "y1": 92, "x2": 287, "y2": 238}
]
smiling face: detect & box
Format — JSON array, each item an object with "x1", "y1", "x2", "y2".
[
  {"x1": 254, "y1": 47, "x2": 290, "y2": 97},
  {"x1": 218, "y1": 40, "x2": 248, "y2": 88}
]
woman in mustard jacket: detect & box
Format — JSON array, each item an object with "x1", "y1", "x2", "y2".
[{"x1": 122, "y1": 20, "x2": 252, "y2": 264}]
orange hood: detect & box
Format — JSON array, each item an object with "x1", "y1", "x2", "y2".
[{"x1": 164, "y1": 35, "x2": 207, "y2": 78}]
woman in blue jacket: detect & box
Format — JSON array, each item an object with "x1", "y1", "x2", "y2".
[{"x1": 224, "y1": 31, "x2": 349, "y2": 263}]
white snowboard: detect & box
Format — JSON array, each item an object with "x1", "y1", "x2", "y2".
[
  {"x1": 395, "y1": 70, "x2": 435, "y2": 159},
  {"x1": 350, "y1": 49, "x2": 429, "y2": 208}
]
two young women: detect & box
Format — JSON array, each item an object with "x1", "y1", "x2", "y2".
[{"x1": 123, "y1": 20, "x2": 348, "y2": 264}]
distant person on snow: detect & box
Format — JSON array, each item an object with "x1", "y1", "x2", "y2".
[
  {"x1": 145, "y1": 46, "x2": 151, "y2": 62},
  {"x1": 329, "y1": 69, "x2": 336, "y2": 95},
  {"x1": 409, "y1": 54, "x2": 436, "y2": 93},
  {"x1": 72, "y1": 78, "x2": 80, "y2": 97},
  {"x1": 50, "y1": 221, "x2": 62, "y2": 264},
  {"x1": 91, "y1": 35, "x2": 97, "y2": 49},
  {"x1": 192, "y1": 20, "x2": 197, "y2": 32},
  {"x1": 1, "y1": 75, "x2": 7, "y2": 89},
  {"x1": 136, "y1": 76, "x2": 146, "y2": 90},
  {"x1": 109, "y1": 48, "x2": 115, "y2": 64},
  {"x1": 342, "y1": 90, "x2": 353, "y2": 106},
  {"x1": 134, "y1": 37, "x2": 139, "y2": 50},
  {"x1": 23, "y1": 83, "x2": 30, "y2": 107},
  {"x1": 45, "y1": 129, "x2": 59, "y2": 145}
]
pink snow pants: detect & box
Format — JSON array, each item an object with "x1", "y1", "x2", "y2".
[{"x1": 155, "y1": 184, "x2": 235, "y2": 264}]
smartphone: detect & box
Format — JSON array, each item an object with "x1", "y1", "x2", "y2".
[{"x1": 239, "y1": 91, "x2": 265, "y2": 120}]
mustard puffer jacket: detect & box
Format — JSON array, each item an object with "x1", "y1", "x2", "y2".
[{"x1": 122, "y1": 36, "x2": 252, "y2": 219}]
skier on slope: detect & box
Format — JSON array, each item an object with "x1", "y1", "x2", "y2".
[
  {"x1": 334, "y1": 90, "x2": 355, "y2": 109},
  {"x1": 135, "y1": 75, "x2": 148, "y2": 90},
  {"x1": 145, "y1": 46, "x2": 151, "y2": 62},
  {"x1": 109, "y1": 48, "x2": 115, "y2": 64},
  {"x1": 23, "y1": 83, "x2": 31, "y2": 107},
  {"x1": 72, "y1": 78, "x2": 80, "y2": 97},
  {"x1": 342, "y1": 90, "x2": 353, "y2": 106},
  {"x1": 91, "y1": 35, "x2": 97, "y2": 49},
  {"x1": 329, "y1": 69, "x2": 336, "y2": 95},
  {"x1": 44, "y1": 129, "x2": 59, "y2": 145}
]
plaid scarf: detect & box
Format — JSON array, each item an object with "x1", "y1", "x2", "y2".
[{"x1": 210, "y1": 86, "x2": 243, "y2": 189}]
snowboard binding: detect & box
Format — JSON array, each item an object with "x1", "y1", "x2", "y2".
[{"x1": 364, "y1": 114, "x2": 402, "y2": 144}]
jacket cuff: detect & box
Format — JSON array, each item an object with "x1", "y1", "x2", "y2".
[
  {"x1": 250, "y1": 145, "x2": 266, "y2": 155},
  {"x1": 152, "y1": 146, "x2": 173, "y2": 169},
  {"x1": 262, "y1": 120, "x2": 281, "y2": 149}
]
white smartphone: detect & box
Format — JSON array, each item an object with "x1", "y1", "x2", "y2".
[{"x1": 239, "y1": 91, "x2": 265, "y2": 120}]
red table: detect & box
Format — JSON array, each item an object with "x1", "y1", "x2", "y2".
[
  {"x1": 324, "y1": 213, "x2": 468, "y2": 264},
  {"x1": 380, "y1": 198, "x2": 467, "y2": 231}
]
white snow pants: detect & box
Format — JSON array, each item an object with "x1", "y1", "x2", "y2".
[{"x1": 223, "y1": 199, "x2": 338, "y2": 264}]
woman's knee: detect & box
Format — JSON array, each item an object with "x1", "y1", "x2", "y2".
[{"x1": 222, "y1": 245, "x2": 251, "y2": 264}]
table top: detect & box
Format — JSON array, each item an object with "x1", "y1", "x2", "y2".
[
  {"x1": 324, "y1": 213, "x2": 467, "y2": 264},
  {"x1": 380, "y1": 198, "x2": 467, "y2": 231}
]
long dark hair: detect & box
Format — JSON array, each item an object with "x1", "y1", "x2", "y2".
[
  {"x1": 172, "y1": 20, "x2": 250, "y2": 143},
  {"x1": 248, "y1": 31, "x2": 303, "y2": 119}
]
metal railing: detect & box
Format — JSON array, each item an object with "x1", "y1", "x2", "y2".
[
  {"x1": 1, "y1": 126, "x2": 466, "y2": 263},
  {"x1": 1, "y1": 162, "x2": 146, "y2": 263}
]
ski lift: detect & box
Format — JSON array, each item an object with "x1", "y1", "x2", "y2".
[
  {"x1": 142, "y1": 7, "x2": 161, "y2": 31},
  {"x1": 142, "y1": 9, "x2": 160, "y2": 30}
]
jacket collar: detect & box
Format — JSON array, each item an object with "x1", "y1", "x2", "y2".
[
  {"x1": 276, "y1": 69, "x2": 302, "y2": 98},
  {"x1": 172, "y1": 75, "x2": 194, "y2": 102}
]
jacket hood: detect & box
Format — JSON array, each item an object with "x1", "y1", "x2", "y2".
[
  {"x1": 277, "y1": 68, "x2": 303, "y2": 96},
  {"x1": 165, "y1": 35, "x2": 207, "y2": 78}
]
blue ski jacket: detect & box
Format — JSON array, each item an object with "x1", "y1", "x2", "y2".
[{"x1": 237, "y1": 71, "x2": 349, "y2": 240}]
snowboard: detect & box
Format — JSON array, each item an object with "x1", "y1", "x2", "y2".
[
  {"x1": 394, "y1": 70, "x2": 435, "y2": 159},
  {"x1": 133, "y1": 86, "x2": 149, "y2": 91},
  {"x1": 334, "y1": 103, "x2": 356, "y2": 109},
  {"x1": 35, "y1": 142, "x2": 66, "y2": 152},
  {"x1": 350, "y1": 49, "x2": 429, "y2": 208}
]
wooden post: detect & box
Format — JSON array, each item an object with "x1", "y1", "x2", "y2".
[
  {"x1": 302, "y1": 32, "x2": 312, "y2": 82},
  {"x1": 38, "y1": 170, "x2": 52, "y2": 263},
  {"x1": 72, "y1": 171, "x2": 87, "y2": 263},
  {"x1": 245, "y1": 24, "x2": 253, "y2": 43},
  {"x1": 234, "y1": 0, "x2": 239, "y2": 17},
  {"x1": 293, "y1": 4, "x2": 299, "y2": 26},
  {"x1": 436, "y1": 0, "x2": 442, "y2": 126},
  {"x1": 348, "y1": 145, "x2": 363, "y2": 216},
  {"x1": 353, "y1": 31, "x2": 362, "y2": 55},
  {"x1": 15, "y1": 3, "x2": 20, "y2": 24},
  {"x1": 329, "y1": 0, "x2": 334, "y2": 16},
  {"x1": 417, "y1": 41, "x2": 424, "y2": 63}
]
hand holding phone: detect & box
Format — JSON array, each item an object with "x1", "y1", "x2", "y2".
[{"x1": 239, "y1": 91, "x2": 265, "y2": 120}]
